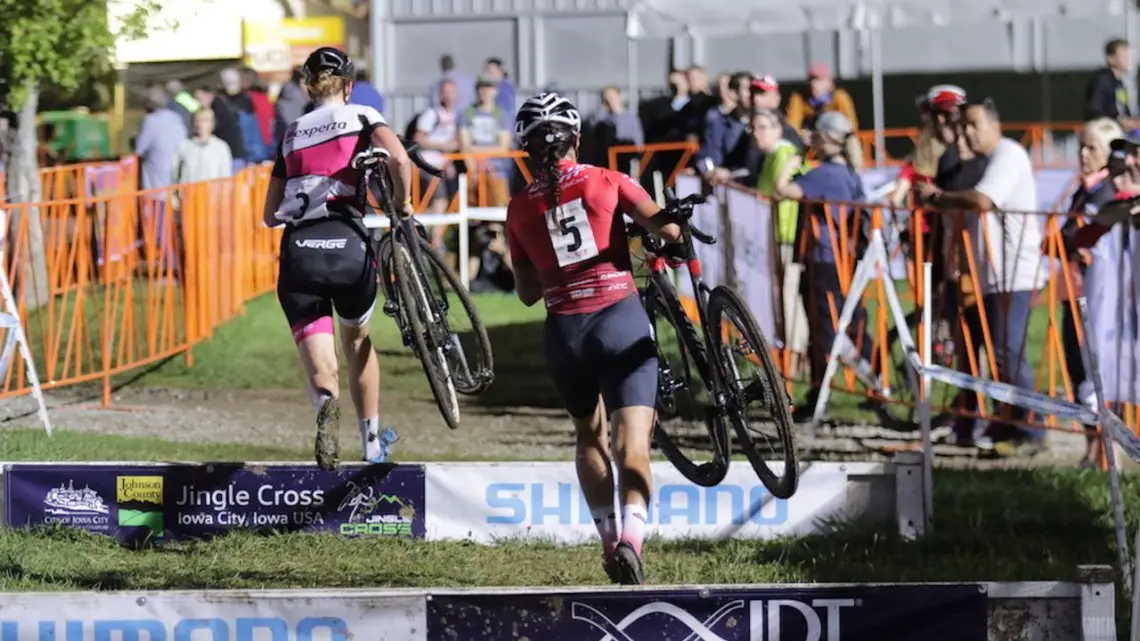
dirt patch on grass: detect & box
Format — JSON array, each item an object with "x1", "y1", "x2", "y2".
[{"x1": 0, "y1": 384, "x2": 1091, "y2": 468}]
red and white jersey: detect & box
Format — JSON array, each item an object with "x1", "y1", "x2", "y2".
[
  {"x1": 272, "y1": 103, "x2": 386, "y2": 224},
  {"x1": 506, "y1": 160, "x2": 652, "y2": 314}
]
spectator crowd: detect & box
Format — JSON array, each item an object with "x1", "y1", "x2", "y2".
[{"x1": 129, "y1": 45, "x2": 1140, "y2": 465}]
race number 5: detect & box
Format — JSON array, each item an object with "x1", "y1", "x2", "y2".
[{"x1": 545, "y1": 198, "x2": 599, "y2": 267}]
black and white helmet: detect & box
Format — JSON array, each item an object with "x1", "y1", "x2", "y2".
[{"x1": 514, "y1": 92, "x2": 581, "y2": 147}]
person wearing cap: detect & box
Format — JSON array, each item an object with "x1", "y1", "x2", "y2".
[
  {"x1": 773, "y1": 111, "x2": 872, "y2": 420},
  {"x1": 751, "y1": 75, "x2": 804, "y2": 154},
  {"x1": 916, "y1": 98, "x2": 1046, "y2": 456},
  {"x1": 135, "y1": 86, "x2": 188, "y2": 191},
  {"x1": 786, "y1": 63, "x2": 858, "y2": 137}
]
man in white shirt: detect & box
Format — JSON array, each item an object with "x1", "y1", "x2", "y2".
[{"x1": 916, "y1": 99, "x2": 1047, "y2": 454}]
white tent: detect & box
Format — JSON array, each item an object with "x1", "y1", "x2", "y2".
[{"x1": 625, "y1": 0, "x2": 1131, "y2": 160}]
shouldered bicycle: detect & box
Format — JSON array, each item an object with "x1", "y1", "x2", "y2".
[
  {"x1": 352, "y1": 139, "x2": 494, "y2": 431},
  {"x1": 629, "y1": 190, "x2": 798, "y2": 499}
]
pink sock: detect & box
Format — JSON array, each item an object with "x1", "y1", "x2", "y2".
[
  {"x1": 591, "y1": 507, "x2": 619, "y2": 554},
  {"x1": 619, "y1": 504, "x2": 648, "y2": 556}
]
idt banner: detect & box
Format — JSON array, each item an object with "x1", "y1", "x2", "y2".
[
  {"x1": 4, "y1": 463, "x2": 425, "y2": 544},
  {"x1": 426, "y1": 585, "x2": 987, "y2": 641}
]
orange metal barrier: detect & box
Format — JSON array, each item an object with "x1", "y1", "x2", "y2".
[
  {"x1": 0, "y1": 156, "x2": 138, "y2": 204},
  {"x1": 0, "y1": 164, "x2": 278, "y2": 406},
  {"x1": 781, "y1": 194, "x2": 1134, "y2": 460}
]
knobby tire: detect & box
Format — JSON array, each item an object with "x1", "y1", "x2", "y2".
[
  {"x1": 646, "y1": 280, "x2": 731, "y2": 488},
  {"x1": 707, "y1": 285, "x2": 798, "y2": 499}
]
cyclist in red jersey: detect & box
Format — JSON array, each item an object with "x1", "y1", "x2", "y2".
[{"x1": 506, "y1": 92, "x2": 687, "y2": 585}]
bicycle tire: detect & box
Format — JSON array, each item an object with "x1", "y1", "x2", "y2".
[
  {"x1": 707, "y1": 285, "x2": 798, "y2": 499},
  {"x1": 418, "y1": 237, "x2": 495, "y2": 395},
  {"x1": 645, "y1": 282, "x2": 731, "y2": 488},
  {"x1": 390, "y1": 237, "x2": 462, "y2": 430}
]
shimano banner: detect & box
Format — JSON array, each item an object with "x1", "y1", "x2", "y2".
[
  {"x1": 0, "y1": 590, "x2": 425, "y2": 641},
  {"x1": 425, "y1": 585, "x2": 987, "y2": 641},
  {"x1": 424, "y1": 462, "x2": 868, "y2": 544},
  {"x1": 3, "y1": 463, "x2": 425, "y2": 544}
]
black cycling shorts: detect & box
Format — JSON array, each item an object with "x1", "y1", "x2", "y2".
[
  {"x1": 277, "y1": 215, "x2": 377, "y2": 342},
  {"x1": 544, "y1": 294, "x2": 659, "y2": 419}
]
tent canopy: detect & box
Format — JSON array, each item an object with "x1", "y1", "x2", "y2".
[{"x1": 626, "y1": 0, "x2": 1128, "y2": 37}]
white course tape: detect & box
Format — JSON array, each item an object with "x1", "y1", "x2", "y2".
[{"x1": 918, "y1": 364, "x2": 1097, "y2": 425}]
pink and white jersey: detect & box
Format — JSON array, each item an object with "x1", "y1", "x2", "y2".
[{"x1": 272, "y1": 103, "x2": 387, "y2": 224}]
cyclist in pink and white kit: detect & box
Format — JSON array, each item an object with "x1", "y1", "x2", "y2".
[{"x1": 262, "y1": 47, "x2": 415, "y2": 470}]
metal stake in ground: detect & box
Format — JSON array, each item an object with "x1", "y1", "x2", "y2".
[{"x1": 1076, "y1": 297, "x2": 1132, "y2": 597}]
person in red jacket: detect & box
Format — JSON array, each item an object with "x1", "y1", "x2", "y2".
[
  {"x1": 242, "y1": 67, "x2": 274, "y2": 146},
  {"x1": 506, "y1": 92, "x2": 687, "y2": 585}
]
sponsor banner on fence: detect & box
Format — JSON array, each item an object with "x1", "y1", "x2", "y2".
[
  {"x1": 4, "y1": 463, "x2": 425, "y2": 543},
  {"x1": 0, "y1": 591, "x2": 425, "y2": 641},
  {"x1": 424, "y1": 461, "x2": 859, "y2": 544},
  {"x1": 425, "y1": 584, "x2": 987, "y2": 641}
]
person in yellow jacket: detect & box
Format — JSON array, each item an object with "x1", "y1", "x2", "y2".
[
  {"x1": 753, "y1": 108, "x2": 810, "y2": 376},
  {"x1": 785, "y1": 63, "x2": 859, "y2": 138}
]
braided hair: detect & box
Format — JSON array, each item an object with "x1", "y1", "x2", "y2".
[{"x1": 524, "y1": 122, "x2": 577, "y2": 215}]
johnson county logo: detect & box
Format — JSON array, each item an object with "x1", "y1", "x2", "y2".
[
  {"x1": 116, "y1": 476, "x2": 163, "y2": 504},
  {"x1": 115, "y1": 475, "x2": 165, "y2": 537}
]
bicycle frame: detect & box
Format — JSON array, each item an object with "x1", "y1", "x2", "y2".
[{"x1": 634, "y1": 210, "x2": 731, "y2": 411}]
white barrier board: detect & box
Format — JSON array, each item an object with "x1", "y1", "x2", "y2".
[
  {"x1": 424, "y1": 461, "x2": 870, "y2": 545},
  {"x1": 0, "y1": 591, "x2": 425, "y2": 641}
]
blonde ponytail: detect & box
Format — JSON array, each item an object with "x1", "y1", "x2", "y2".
[{"x1": 842, "y1": 134, "x2": 865, "y2": 173}]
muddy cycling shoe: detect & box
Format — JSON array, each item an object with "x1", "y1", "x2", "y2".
[
  {"x1": 314, "y1": 397, "x2": 341, "y2": 471},
  {"x1": 610, "y1": 542, "x2": 646, "y2": 586},
  {"x1": 602, "y1": 552, "x2": 622, "y2": 584}
]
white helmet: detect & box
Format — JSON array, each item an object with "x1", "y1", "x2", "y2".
[{"x1": 514, "y1": 92, "x2": 581, "y2": 147}]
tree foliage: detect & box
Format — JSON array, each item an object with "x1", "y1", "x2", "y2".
[{"x1": 0, "y1": 0, "x2": 159, "y2": 109}]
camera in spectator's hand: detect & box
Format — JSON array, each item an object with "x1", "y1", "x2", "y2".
[{"x1": 1108, "y1": 138, "x2": 1138, "y2": 177}]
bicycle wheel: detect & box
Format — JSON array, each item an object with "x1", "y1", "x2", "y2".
[
  {"x1": 645, "y1": 283, "x2": 731, "y2": 488},
  {"x1": 418, "y1": 236, "x2": 495, "y2": 395},
  {"x1": 707, "y1": 285, "x2": 798, "y2": 499},
  {"x1": 390, "y1": 237, "x2": 461, "y2": 430}
]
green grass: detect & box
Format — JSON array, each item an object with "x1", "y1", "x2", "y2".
[
  {"x1": 0, "y1": 466, "x2": 1127, "y2": 590},
  {"x1": 132, "y1": 292, "x2": 545, "y2": 394},
  {"x1": 0, "y1": 429, "x2": 309, "y2": 462}
]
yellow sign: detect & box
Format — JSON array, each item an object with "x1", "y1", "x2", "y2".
[
  {"x1": 116, "y1": 476, "x2": 164, "y2": 505},
  {"x1": 243, "y1": 17, "x2": 346, "y2": 73}
]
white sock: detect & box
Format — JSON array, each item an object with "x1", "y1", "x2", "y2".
[
  {"x1": 360, "y1": 417, "x2": 381, "y2": 460},
  {"x1": 590, "y1": 506, "x2": 619, "y2": 554},
  {"x1": 619, "y1": 504, "x2": 648, "y2": 556},
  {"x1": 308, "y1": 383, "x2": 333, "y2": 412}
]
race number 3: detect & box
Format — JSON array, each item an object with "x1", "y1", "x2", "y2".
[{"x1": 544, "y1": 198, "x2": 599, "y2": 267}]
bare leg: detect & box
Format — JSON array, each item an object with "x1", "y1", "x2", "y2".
[
  {"x1": 295, "y1": 330, "x2": 340, "y2": 469},
  {"x1": 340, "y1": 320, "x2": 383, "y2": 461},
  {"x1": 572, "y1": 396, "x2": 618, "y2": 556},
  {"x1": 607, "y1": 404, "x2": 657, "y2": 585}
]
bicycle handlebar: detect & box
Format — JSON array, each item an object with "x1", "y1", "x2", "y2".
[
  {"x1": 351, "y1": 136, "x2": 443, "y2": 178},
  {"x1": 627, "y1": 190, "x2": 717, "y2": 252}
]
